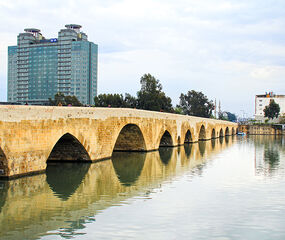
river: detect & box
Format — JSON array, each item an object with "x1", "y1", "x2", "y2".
[{"x1": 0, "y1": 135, "x2": 285, "y2": 240}]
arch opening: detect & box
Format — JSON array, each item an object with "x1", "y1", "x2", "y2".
[
  {"x1": 0, "y1": 147, "x2": 8, "y2": 177},
  {"x1": 198, "y1": 125, "x2": 206, "y2": 141},
  {"x1": 211, "y1": 129, "x2": 216, "y2": 139},
  {"x1": 232, "y1": 127, "x2": 235, "y2": 135},
  {"x1": 159, "y1": 131, "x2": 173, "y2": 147},
  {"x1": 225, "y1": 127, "x2": 230, "y2": 136},
  {"x1": 113, "y1": 124, "x2": 146, "y2": 152},
  {"x1": 47, "y1": 133, "x2": 91, "y2": 162},
  {"x1": 219, "y1": 129, "x2": 224, "y2": 138},
  {"x1": 184, "y1": 130, "x2": 193, "y2": 143}
]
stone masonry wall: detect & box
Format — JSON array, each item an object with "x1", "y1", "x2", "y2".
[{"x1": 0, "y1": 105, "x2": 237, "y2": 178}]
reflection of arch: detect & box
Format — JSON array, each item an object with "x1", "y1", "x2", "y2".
[
  {"x1": 219, "y1": 129, "x2": 224, "y2": 138},
  {"x1": 184, "y1": 144, "x2": 192, "y2": 158},
  {"x1": 47, "y1": 133, "x2": 91, "y2": 162},
  {"x1": 113, "y1": 124, "x2": 146, "y2": 152},
  {"x1": 184, "y1": 130, "x2": 193, "y2": 143},
  {"x1": 0, "y1": 181, "x2": 8, "y2": 213},
  {"x1": 219, "y1": 136, "x2": 224, "y2": 144},
  {"x1": 232, "y1": 127, "x2": 235, "y2": 135},
  {"x1": 211, "y1": 129, "x2": 216, "y2": 139},
  {"x1": 198, "y1": 141, "x2": 206, "y2": 156},
  {"x1": 46, "y1": 162, "x2": 90, "y2": 200},
  {"x1": 159, "y1": 147, "x2": 173, "y2": 165},
  {"x1": 211, "y1": 139, "x2": 216, "y2": 149},
  {"x1": 0, "y1": 147, "x2": 8, "y2": 177},
  {"x1": 112, "y1": 152, "x2": 146, "y2": 186},
  {"x1": 198, "y1": 125, "x2": 206, "y2": 141},
  {"x1": 225, "y1": 127, "x2": 230, "y2": 136},
  {"x1": 225, "y1": 135, "x2": 229, "y2": 144},
  {"x1": 159, "y1": 130, "x2": 173, "y2": 147}
]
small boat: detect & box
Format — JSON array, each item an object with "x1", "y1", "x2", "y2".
[{"x1": 237, "y1": 132, "x2": 246, "y2": 136}]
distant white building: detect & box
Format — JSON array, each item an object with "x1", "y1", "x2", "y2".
[{"x1": 255, "y1": 92, "x2": 285, "y2": 122}]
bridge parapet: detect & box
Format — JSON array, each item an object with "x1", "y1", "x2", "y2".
[{"x1": 0, "y1": 105, "x2": 237, "y2": 178}]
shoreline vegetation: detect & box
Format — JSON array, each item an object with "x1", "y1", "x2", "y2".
[{"x1": 49, "y1": 73, "x2": 237, "y2": 121}]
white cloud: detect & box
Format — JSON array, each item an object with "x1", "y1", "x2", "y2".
[{"x1": 0, "y1": 0, "x2": 285, "y2": 116}]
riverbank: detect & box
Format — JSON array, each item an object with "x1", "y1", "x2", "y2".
[{"x1": 239, "y1": 124, "x2": 285, "y2": 135}]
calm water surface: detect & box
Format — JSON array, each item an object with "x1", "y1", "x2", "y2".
[{"x1": 0, "y1": 136, "x2": 285, "y2": 240}]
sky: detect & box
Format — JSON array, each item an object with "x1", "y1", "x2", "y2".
[{"x1": 1, "y1": 0, "x2": 285, "y2": 117}]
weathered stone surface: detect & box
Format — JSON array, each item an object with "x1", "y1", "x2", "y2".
[{"x1": 0, "y1": 105, "x2": 237, "y2": 178}]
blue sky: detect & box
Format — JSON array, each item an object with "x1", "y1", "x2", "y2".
[{"x1": 1, "y1": 0, "x2": 285, "y2": 117}]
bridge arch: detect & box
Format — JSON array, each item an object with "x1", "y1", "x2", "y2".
[
  {"x1": 159, "y1": 130, "x2": 173, "y2": 147},
  {"x1": 113, "y1": 124, "x2": 146, "y2": 152},
  {"x1": 225, "y1": 127, "x2": 230, "y2": 136},
  {"x1": 232, "y1": 127, "x2": 235, "y2": 135},
  {"x1": 47, "y1": 133, "x2": 91, "y2": 162},
  {"x1": 219, "y1": 128, "x2": 224, "y2": 138},
  {"x1": 198, "y1": 125, "x2": 206, "y2": 141},
  {"x1": 211, "y1": 128, "x2": 216, "y2": 139},
  {"x1": 0, "y1": 146, "x2": 8, "y2": 177},
  {"x1": 184, "y1": 130, "x2": 193, "y2": 143}
]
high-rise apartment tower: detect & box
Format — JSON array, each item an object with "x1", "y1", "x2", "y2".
[{"x1": 8, "y1": 24, "x2": 98, "y2": 105}]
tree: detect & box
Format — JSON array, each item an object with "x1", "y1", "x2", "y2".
[
  {"x1": 94, "y1": 94, "x2": 125, "y2": 107},
  {"x1": 136, "y1": 74, "x2": 173, "y2": 112},
  {"x1": 218, "y1": 112, "x2": 228, "y2": 120},
  {"x1": 218, "y1": 111, "x2": 237, "y2": 122},
  {"x1": 177, "y1": 90, "x2": 214, "y2": 118},
  {"x1": 124, "y1": 93, "x2": 137, "y2": 108},
  {"x1": 64, "y1": 95, "x2": 82, "y2": 106},
  {"x1": 94, "y1": 93, "x2": 138, "y2": 108},
  {"x1": 49, "y1": 92, "x2": 65, "y2": 106},
  {"x1": 174, "y1": 106, "x2": 184, "y2": 115},
  {"x1": 49, "y1": 92, "x2": 82, "y2": 106},
  {"x1": 264, "y1": 100, "x2": 280, "y2": 119},
  {"x1": 225, "y1": 112, "x2": 237, "y2": 122}
]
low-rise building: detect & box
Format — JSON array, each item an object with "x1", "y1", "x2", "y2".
[{"x1": 255, "y1": 92, "x2": 285, "y2": 122}]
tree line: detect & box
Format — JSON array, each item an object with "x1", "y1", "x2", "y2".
[{"x1": 49, "y1": 73, "x2": 236, "y2": 120}]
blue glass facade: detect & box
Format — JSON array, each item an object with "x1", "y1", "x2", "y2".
[{"x1": 7, "y1": 25, "x2": 98, "y2": 105}]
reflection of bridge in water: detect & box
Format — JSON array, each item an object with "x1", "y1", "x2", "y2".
[
  {"x1": 252, "y1": 135, "x2": 285, "y2": 177},
  {"x1": 0, "y1": 136, "x2": 235, "y2": 240}
]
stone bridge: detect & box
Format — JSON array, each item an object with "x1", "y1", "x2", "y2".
[{"x1": 0, "y1": 105, "x2": 237, "y2": 178}]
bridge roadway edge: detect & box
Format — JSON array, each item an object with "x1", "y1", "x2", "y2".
[{"x1": 0, "y1": 105, "x2": 238, "y2": 179}]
